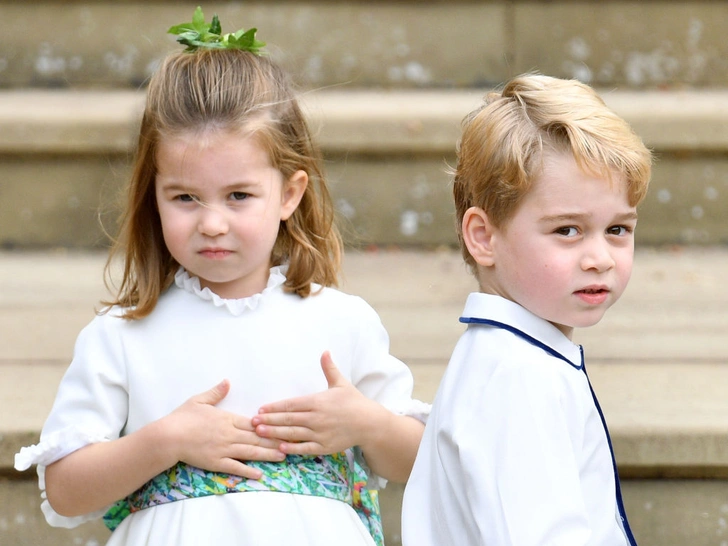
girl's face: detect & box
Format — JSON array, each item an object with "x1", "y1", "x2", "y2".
[
  {"x1": 155, "y1": 130, "x2": 307, "y2": 299},
  {"x1": 476, "y1": 151, "x2": 636, "y2": 338}
]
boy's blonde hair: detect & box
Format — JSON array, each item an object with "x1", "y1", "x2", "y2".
[
  {"x1": 453, "y1": 74, "x2": 652, "y2": 270},
  {"x1": 104, "y1": 49, "x2": 342, "y2": 319}
]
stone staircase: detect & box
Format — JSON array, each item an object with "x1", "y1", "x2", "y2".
[
  {"x1": 2, "y1": 1, "x2": 728, "y2": 545},
  {"x1": 2, "y1": 1, "x2": 728, "y2": 249}
]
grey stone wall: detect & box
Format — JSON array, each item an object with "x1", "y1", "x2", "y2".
[{"x1": 2, "y1": 1, "x2": 727, "y2": 90}]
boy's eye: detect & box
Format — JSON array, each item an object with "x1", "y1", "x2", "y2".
[
  {"x1": 607, "y1": 225, "x2": 632, "y2": 236},
  {"x1": 555, "y1": 226, "x2": 578, "y2": 237},
  {"x1": 230, "y1": 192, "x2": 249, "y2": 201}
]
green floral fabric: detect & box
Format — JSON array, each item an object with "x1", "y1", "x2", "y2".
[{"x1": 104, "y1": 452, "x2": 383, "y2": 545}]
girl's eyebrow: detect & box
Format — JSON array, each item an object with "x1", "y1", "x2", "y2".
[
  {"x1": 156, "y1": 181, "x2": 191, "y2": 192},
  {"x1": 157, "y1": 180, "x2": 260, "y2": 192},
  {"x1": 221, "y1": 181, "x2": 260, "y2": 191}
]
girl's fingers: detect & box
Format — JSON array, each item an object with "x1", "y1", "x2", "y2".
[
  {"x1": 278, "y1": 441, "x2": 321, "y2": 456},
  {"x1": 233, "y1": 416, "x2": 256, "y2": 431},
  {"x1": 232, "y1": 445, "x2": 286, "y2": 463},
  {"x1": 258, "y1": 395, "x2": 313, "y2": 415},
  {"x1": 253, "y1": 411, "x2": 310, "y2": 427},
  {"x1": 256, "y1": 424, "x2": 312, "y2": 442},
  {"x1": 320, "y1": 351, "x2": 346, "y2": 388},
  {"x1": 244, "y1": 432, "x2": 283, "y2": 450},
  {"x1": 217, "y1": 459, "x2": 264, "y2": 480},
  {"x1": 193, "y1": 379, "x2": 230, "y2": 405}
]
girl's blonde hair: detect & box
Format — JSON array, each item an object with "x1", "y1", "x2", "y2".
[
  {"x1": 453, "y1": 73, "x2": 652, "y2": 270},
  {"x1": 104, "y1": 49, "x2": 342, "y2": 319}
]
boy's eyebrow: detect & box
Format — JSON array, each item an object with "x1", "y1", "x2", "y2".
[
  {"x1": 539, "y1": 211, "x2": 639, "y2": 223},
  {"x1": 615, "y1": 211, "x2": 639, "y2": 222}
]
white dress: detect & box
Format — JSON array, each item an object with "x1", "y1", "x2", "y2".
[
  {"x1": 402, "y1": 293, "x2": 637, "y2": 546},
  {"x1": 15, "y1": 266, "x2": 428, "y2": 546}
]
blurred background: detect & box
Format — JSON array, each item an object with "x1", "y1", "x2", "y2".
[
  {"x1": 1, "y1": 2, "x2": 727, "y2": 545},
  {"x1": 1, "y1": 0, "x2": 727, "y2": 249}
]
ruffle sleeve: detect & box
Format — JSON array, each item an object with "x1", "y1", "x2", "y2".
[
  {"x1": 14, "y1": 425, "x2": 109, "y2": 472},
  {"x1": 14, "y1": 311, "x2": 130, "y2": 528},
  {"x1": 15, "y1": 425, "x2": 111, "y2": 528}
]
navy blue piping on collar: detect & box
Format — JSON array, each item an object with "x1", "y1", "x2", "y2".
[
  {"x1": 460, "y1": 316, "x2": 638, "y2": 546},
  {"x1": 459, "y1": 317, "x2": 583, "y2": 369}
]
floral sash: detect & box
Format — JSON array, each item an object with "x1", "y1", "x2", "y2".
[{"x1": 103, "y1": 452, "x2": 383, "y2": 546}]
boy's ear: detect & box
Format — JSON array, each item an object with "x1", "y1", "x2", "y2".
[
  {"x1": 462, "y1": 206, "x2": 496, "y2": 267},
  {"x1": 280, "y1": 169, "x2": 308, "y2": 221}
]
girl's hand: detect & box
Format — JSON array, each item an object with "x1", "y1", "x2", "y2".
[
  {"x1": 162, "y1": 379, "x2": 286, "y2": 479},
  {"x1": 44, "y1": 380, "x2": 288, "y2": 517},
  {"x1": 252, "y1": 352, "x2": 386, "y2": 455}
]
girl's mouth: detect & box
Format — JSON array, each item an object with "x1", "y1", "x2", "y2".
[{"x1": 200, "y1": 249, "x2": 232, "y2": 259}]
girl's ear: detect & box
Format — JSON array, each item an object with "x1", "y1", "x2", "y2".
[
  {"x1": 280, "y1": 170, "x2": 308, "y2": 221},
  {"x1": 462, "y1": 206, "x2": 496, "y2": 267}
]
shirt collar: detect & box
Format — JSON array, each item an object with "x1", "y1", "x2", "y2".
[{"x1": 460, "y1": 293, "x2": 583, "y2": 369}]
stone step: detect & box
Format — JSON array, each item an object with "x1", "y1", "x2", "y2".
[
  {"x1": 3, "y1": 1, "x2": 728, "y2": 90},
  {"x1": 1, "y1": 88, "x2": 727, "y2": 249},
  {"x1": 1, "y1": 246, "x2": 728, "y2": 545}
]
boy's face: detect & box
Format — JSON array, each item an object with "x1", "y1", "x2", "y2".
[{"x1": 484, "y1": 151, "x2": 637, "y2": 338}]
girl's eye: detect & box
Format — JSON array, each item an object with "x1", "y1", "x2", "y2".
[
  {"x1": 176, "y1": 194, "x2": 194, "y2": 202},
  {"x1": 607, "y1": 225, "x2": 632, "y2": 236},
  {"x1": 555, "y1": 226, "x2": 578, "y2": 237},
  {"x1": 230, "y1": 192, "x2": 249, "y2": 201}
]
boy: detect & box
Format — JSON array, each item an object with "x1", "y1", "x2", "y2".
[{"x1": 402, "y1": 74, "x2": 651, "y2": 545}]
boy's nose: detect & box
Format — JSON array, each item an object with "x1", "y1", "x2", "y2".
[{"x1": 581, "y1": 237, "x2": 615, "y2": 272}]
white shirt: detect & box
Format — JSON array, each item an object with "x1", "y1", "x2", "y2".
[
  {"x1": 402, "y1": 293, "x2": 636, "y2": 546},
  {"x1": 16, "y1": 267, "x2": 428, "y2": 546}
]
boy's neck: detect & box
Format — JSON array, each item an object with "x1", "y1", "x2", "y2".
[{"x1": 474, "y1": 270, "x2": 575, "y2": 340}]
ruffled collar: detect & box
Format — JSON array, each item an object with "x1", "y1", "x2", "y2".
[{"x1": 174, "y1": 265, "x2": 287, "y2": 316}]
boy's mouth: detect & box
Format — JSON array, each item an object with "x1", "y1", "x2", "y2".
[{"x1": 574, "y1": 286, "x2": 610, "y2": 304}]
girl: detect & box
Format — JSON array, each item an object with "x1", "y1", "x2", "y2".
[{"x1": 15, "y1": 9, "x2": 427, "y2": 546}]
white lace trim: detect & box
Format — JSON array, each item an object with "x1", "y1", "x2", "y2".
[
  {"x1": 14, "y1": 426, "x2": 109, "y2": 472},
  {"x1": 174, "y1": 265, "x2": 287, "y2": 316},
  {"x1": 387, "y1": 398, "x2": 432, "y2": 425},
  {"x1": 14, "y1": 426, "x2": 111, "y2": 528}
]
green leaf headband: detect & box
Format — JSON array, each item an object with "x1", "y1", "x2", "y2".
[{"x1": 168, "y1": 6, "x2": 266, "y2": 55}]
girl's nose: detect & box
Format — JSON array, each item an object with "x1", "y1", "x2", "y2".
[
  {"x1": 197, "y1": 205, "x2": 229, "y2": 236},
  {"x1": 581, "y1": 237, "x2": 615, "y2": 272}
]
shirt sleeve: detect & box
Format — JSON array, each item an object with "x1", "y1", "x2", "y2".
[
  {"x1": 14, "y1": 312, "x2": 129, "y2": 528},
  {"x1": 452, "y1": 360, "x2": 593, "y2": 545},
  {"x1": 346, "y1": 296, "x2": 430, "y2": 422},
  {"x1": 342, "y1": 296, "x2": 431, "y2": 488}
]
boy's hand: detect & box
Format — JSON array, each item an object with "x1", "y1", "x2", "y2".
[
  {"x1": 252, "y1": 352, "x2": 376, "y2": 455},
  {"x1": 162, "y1": 379, "x2": 285, "y2": 479}
]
